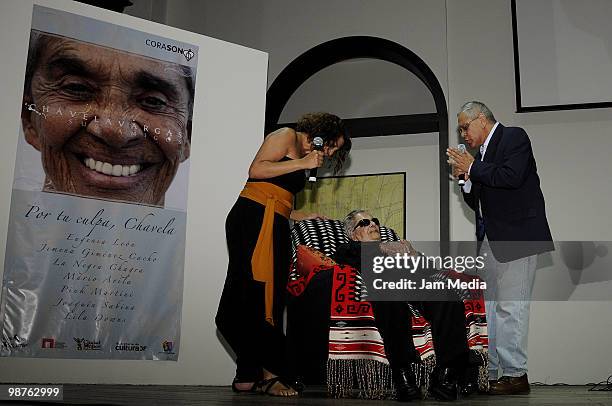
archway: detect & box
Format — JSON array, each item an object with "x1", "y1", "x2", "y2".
[{"x1": 266, "y1": 36, "x2": 449, "y2": 242}]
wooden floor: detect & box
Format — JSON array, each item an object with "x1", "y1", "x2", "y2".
[{"x1": 1, "y1": 385, "x2": 612, "y2": 405}]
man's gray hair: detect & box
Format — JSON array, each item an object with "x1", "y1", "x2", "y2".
[
  {"x1": 459, "y1": 101, "x2": 496, "y2": 123},
  {"x1": 343, "y1": 209, "x2": 367, "y2": 237}
]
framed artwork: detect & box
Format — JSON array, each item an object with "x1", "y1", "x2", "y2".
[
  {"x1": 295, "y1": 172, "x2": 406, "y2": 238},
  {"x1": 512, "y1": 0, "x2": 612, "y2": 112}
]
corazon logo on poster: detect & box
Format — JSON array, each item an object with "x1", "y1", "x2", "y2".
[{"x1": 145, "y1": 39, "x2": 195, "y2": 61}]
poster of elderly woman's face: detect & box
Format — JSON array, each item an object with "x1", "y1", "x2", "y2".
[
  {"x1": 1, "y1": 4, "x2": 199, "y2": 360},
  {"x1": 18, "y1": 8, "x2": 196, "y2": 209}
]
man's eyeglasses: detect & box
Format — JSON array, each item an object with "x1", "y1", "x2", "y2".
[
  {"x1": 353, "y1": 217, "x2": 380, "y2": 231},
  {"x1": 457, "y1": 116, "x2": 480, "y2": 135}
]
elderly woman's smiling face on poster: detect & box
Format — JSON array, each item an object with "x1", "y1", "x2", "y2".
[{"x1": 21, "y1": 33, "x2": 193, "y2": 206}]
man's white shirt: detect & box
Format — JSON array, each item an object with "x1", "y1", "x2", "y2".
[{"x1": 462, "y1": 121, "x2": 499, "y2": 194}]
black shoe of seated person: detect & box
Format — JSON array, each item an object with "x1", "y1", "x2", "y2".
[
  {"x1": 458, "y1": 365, "x2": 479, "y2": 398},
  {"x1": 393, "y1": 368, "x2": 421, "y2": 402},
  {"x1": 429, "y1": 366, "x2": 459, "y2": 401}
]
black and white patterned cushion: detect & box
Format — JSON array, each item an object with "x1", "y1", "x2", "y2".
[{"x1": 289, "y1": 219, "x2": 400, "y2": 277}]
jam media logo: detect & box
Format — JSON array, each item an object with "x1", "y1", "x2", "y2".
[
  {"x1": 145, "y1": 39, "x2": 195, "y2": 62},
  {"x1": 41, "y1": 338, "x2": 66, "y2": 349},
  {"x1": 73, "y1": 337, "x2": 101, "y2": 351},
  {"x1": 161, "y1": 340, "x2": 175, "y2": 354},
  {"x1": 1, "y1": 335, "x2": 28, "y2": 350},
  {"x1": 115, "y1": 342, "x2": 147, "y2": 352}
]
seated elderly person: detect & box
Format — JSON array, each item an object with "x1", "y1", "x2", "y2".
[{"x1": 331, "y1": 210, "x2": 471, "y2": 402}]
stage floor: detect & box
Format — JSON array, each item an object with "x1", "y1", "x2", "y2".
[{"x1": 1, "y1": 385, "x2": 611, "y2": 405}]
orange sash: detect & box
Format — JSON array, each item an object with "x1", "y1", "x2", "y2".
[{"x1": 239, "y1": 182, "x2": 293, "y2": 326}]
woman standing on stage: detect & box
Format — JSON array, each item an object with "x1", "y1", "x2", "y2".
[{"x1": 216, "y1": 112, "x2": 351, "y2": 396}]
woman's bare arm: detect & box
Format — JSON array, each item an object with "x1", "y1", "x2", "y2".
[{"x1": 248, "y1": 128, "x2": 320, "y2": 179}]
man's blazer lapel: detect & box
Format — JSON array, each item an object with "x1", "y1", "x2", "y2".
[{"x1": 483, "y1": 123, "x2": 504, "y2": 163}]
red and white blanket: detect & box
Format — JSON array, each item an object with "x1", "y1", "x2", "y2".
[{"x1": 287, "y1": 245, "x2": 488, "y2": 399}]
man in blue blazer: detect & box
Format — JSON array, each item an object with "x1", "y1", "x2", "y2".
[{"x1": 447, "y1": 101, "x2": 553, "y2": 396}]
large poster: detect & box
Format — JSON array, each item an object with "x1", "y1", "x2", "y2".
[{"x1": 0, "y1": 5, "x2": 198, "y2": 360}]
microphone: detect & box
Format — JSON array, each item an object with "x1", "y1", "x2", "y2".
[
  {"x1": 308, "y1": 136, "x2": 324, "y2": 182},
  {"x1": 457, "y1": 143, "x2": 467, "y2": 186}
]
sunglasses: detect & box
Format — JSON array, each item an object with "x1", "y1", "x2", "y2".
[{"x1": 353, "y1": 217, "x2": 380, "y2": 231}]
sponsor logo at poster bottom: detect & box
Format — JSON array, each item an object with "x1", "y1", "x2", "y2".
[
  {"x1": 160, "y1": 340, "x2": 175, "y2": 355},
  {"x1": 73, "y1": 337, "x2": 101, "y2": 351},
  {"x1": 115, "y1": 342, "x2": 147, "y2": 352},
  {"x1": 41, "y1": 337, "x2": 66, "y2": 349},
  {"x1": 1, "y1": 335, "x2": 28, "y2": 350}
]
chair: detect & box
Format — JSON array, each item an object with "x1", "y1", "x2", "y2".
[{"x1": 286, "y1": 219, "x2": 488, "y2": 399}]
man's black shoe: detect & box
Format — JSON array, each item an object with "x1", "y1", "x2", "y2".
[
  {"x1": 429, "y1": 366, "x2": 458, "y2": 401},
  {"x1": 393, "y1": 368, "x2": 421, "y2": 402},
  {"x1": 458, "y1": 365, "x2": 478, "y2": 397}
]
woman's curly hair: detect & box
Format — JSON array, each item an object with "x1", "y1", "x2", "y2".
[{"x1": 295, "y1": 112, "x2": 351, "y2": 173}]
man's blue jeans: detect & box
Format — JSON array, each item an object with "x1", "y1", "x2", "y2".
[{"x1": 479, "y1": 239, "x2": 537, "y2": 380}]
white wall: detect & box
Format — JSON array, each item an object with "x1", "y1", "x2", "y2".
[
  {"x1": 124, "y1": 0, "x2": 167, "y2": 23},
  {"x1": 164, "y1": 0, "x2": 449, "y2": 100},
  {"x1": 447, "y1": 0, "x2": 612, "y2": 384},
  {"x1": 163, "y1": 0, "x2": 448, "y2": 235}
]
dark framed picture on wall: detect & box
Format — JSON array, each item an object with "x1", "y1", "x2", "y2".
[
  {"x1": 295, "y1": 172, "x2": 406, "y2": 239},
  {"x1": 511, "y1": 0, "x2": 612, "y2": 112}
]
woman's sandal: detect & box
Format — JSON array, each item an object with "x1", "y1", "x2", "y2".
[
  {"x1": 231, "y1": 378, "x2": 256, "y2": 393},
  {"x1": 254, "y1": 376, "x2": 301, "y2": 397}
]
